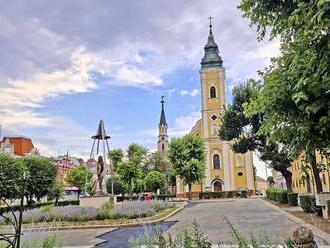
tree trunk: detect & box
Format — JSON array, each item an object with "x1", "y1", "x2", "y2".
[
  {"x1": 188, "y1": 183, "x2": 192, "y2": 200},
  {"x1": 310, "y1": 152, "x2": 323, "y2": 193},
  {"x1": 281, "y1": 170, "x2": 293, "y2": 193},
  {"x1": 306, "y1": 175, "x2": 311, "y2": 193}
]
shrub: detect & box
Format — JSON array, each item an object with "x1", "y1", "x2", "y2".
[
  {"x1": 265, "y1": 188, "x2": 288, "y2": 203},
  {"x1": 288, "y1": 193, "x2": 298, "y2": 206},
  {"x1": 299, "y1": 194, "x2": 315, "y2": 213},
  {"x1": 310, "y1": 195, "x2": 322, "y2": 216},
  {"x1": 199, "y1": 190, "x2": 249, "y2": 200}
]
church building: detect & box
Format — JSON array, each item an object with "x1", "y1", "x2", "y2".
[{"x1": 176, "y1": 20, "x2": 255, "y2": 196}]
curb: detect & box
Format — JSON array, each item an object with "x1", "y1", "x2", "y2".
[
  {"x1": 18, "y1": 202, "x2": 187, "y2": 231},
  {"x1": 260, "y1": 199, "x2": 330, "y2": 245}
]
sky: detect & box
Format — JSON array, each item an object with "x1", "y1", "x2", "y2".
[{"x1": 0, "y1": 0, "x2": 279, "y2": 179}]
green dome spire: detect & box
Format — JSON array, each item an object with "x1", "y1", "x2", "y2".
[{"x1": 201, "y1": 16, "x2": 223, "y2": 69}]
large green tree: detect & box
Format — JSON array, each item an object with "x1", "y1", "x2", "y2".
[
  {"x1": 106, "y1": 175, "x2": 127, "y2": 195},
  {"x1": 239, "y1": 0, "x2": 330, "y2": 193},
  {"x1": 0, "y1": 154, "x2": 25, "y2": 200},
  {"x1": 23, "y1": 157, "x2": 57, "y2": 204},
  {"x1": 168, "y1": 134, "x2": 206, "y2": 200},
  {"x1": 219, "y1": 80, "x2": 293, "y2": 192},
  {"x1": 117, "y1": 161, "x2": 141, "y2": 195},
  {"x1": 66, "y1": 165, "x2": 92, "y2": 198},
  {"x1": 145, "y1": 170, "x2": 166, "y2": 193},
  {"x1": 108, "y1": 148, "x2": 124, "y2": 172},
  {"x1": 48, "y1": 180, "x2": 65, "y2": 206}
]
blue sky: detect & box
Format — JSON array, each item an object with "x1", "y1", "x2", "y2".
[{"x1": 0, "y1": 0, "x2": 280, "y2": 178}]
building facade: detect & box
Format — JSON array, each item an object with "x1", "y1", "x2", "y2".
[
  {"x1": 157, "y1": 96, "x2": 169, "y2": 153},
  {"x1": 176, "y1": 21, "x2": 255, "y2": 196},
  {"x1": 291, "y1": 153, "x2": 330, "y2": 193}
]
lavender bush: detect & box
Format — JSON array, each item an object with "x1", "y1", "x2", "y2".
[
  {"x1": 0, "y1": 206, "x2": 98, "y2": 224},
  {"x1": 0, "y1": 200, "x2": 174, "y2": 224}
]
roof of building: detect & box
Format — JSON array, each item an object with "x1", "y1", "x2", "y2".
[
  {"x1": 0, "y1": 136, "x2": 34, "y2": 156},
  {"x1": 159, "y1": 96, "x2": 167, "y2": 126},
  {"x1": 256, "y1": 176, "x2": 267, "y2": 183},
  {"x1": 201, "y1": 18, "x2": 223, "y2": 69}
]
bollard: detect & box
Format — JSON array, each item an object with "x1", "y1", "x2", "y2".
[{"x1": 291, "y1": 226, "x2": 317, "y2": 248}]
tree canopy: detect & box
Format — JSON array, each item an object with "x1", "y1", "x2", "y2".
[
  {"x1": 168, "y1": 134, "x2": 206, "y2": 200},
  {"x1": 66, "y1": 165, "x2": 92, "y2": 197},
  {"x1": 145, "y1": 170, "x2": 166, "y2": 193},
  {"x1": 239, "y1": 0, "x2": 330, "y2": 193},
  {"x1": 108, "y1": 148, "x2": 124, "y2": 172},
  {"x1": 23, "y1": 157, "x2": 57, "y2": 204},
  {"x1": 0, "y1": 154, "x2": 25, "y2": 200}
]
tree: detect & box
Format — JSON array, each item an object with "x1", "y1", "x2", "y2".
[
  {"x1": 48, "y1": 180, "x2": 64, "y2": 206},
  {"x1": 127, "y1": 143, "x2": 148, "y2": 163},
  {"x1": 218, "y1": 80, "x2": 293, "y2": 192},
  {"x1": 108, "y1": 148, "x2": 124, "y2": 172},
  {"x1": 147, "y1": 152, "x2": 169, "y2": 172},
  {"x1": 267, "y1": 176, "x2": 275, "y2": 187},
  {"x1": 0, "y1": 154, "x2": 25, "y2": 200},
  {"x1": 66, "y1": 165, "x2": 92, "y2": 199},
  {"x1": 168, "y1": 134, "x2": 206, "y2": 200},
  {"x1": 239, "y1": 0, "x2": 330, "y2": 193},
  {"x1": 106, "y1": 176, "x2": 127, "y2": 195},
  {"x1": 23, "y1": 157, "x2": 57, "y2": 204},
  {"x1": 117, "y1": 161, "x2": 141, "y2": 195},
  {"x1": 145, "y1": 171, "x2": 166, "y2": 193}
]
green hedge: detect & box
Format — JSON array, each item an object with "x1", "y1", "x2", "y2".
[
  {"x1": 288, "y1": 193, "x2": 298, "y2": 206},
  {"x1": 199, "y1": 189, "x2": 248, "y2": 200},
  {"x1": 265, "y1": 188, "x2": 288, "y2": 203},
  {"x1": 0, "y1": 200, "x2": 79, "y2": 215},
  {"x1": 299, "y1": 194, "x2": 322, "y2": 215}
]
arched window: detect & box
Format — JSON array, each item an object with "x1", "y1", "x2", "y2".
[
  {"x1": 162, "y1": 143, "x2": 165, "y2": 151},
  {"x1": 210, "y1": 86, "x2": 216, "y2": 98},
  {"x1": 213, "y1": 154, "x2": 220, "y2": 169}
]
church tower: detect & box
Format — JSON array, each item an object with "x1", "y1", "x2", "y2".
[
  {"x1": 177, "y1": 17, "x2": 255, "y2": 196},
  {"x1": 157, "y1": 96, "x2": 168, "y2": 153}
]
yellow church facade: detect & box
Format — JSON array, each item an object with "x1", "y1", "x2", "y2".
[{"x1": 176, "y1": 21, "x2": 255, "y2": 197}]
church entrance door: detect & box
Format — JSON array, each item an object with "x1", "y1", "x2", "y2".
[{"x1": 214, "y1": 181, "x2": 222, "y2": 192}]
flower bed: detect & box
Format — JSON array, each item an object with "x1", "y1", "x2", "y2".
[{"x1": 0, "y1": 200, "x2": 174, "y2": 225}]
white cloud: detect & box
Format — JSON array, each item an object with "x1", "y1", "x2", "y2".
[
  {"x1": 190, "y1": 89, "x2": 199, "y2": 97},
  {"x1": 169, "y1": 111, "x2": 200, "y2": 136},
  {"x1": 179, "y1": 89, "x2": 190, "y2": 96},
  {"x1": 179, "y1": 88, "x2": 199, "y2": 97}
]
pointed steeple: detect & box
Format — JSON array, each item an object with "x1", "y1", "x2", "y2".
[
  {"x1": 159, "y1": 96, "x2": 167, "y2": 126},
  {"x1": 201, "y1": 16, "x2": 223, "y2": 69}
]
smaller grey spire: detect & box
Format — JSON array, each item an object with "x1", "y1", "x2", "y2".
[{"x1": 159, "y1": 96, "x2": 167, "y2": 126}]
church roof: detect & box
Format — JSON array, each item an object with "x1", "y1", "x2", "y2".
[
  {"x1": 159, "y1": 96, "x2": 167, "y2": 125},
  {"x1": 201, "y1": 18, "x2": 223, "y2": 69}
]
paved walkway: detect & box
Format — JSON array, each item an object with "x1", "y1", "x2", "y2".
[
  {"x1": 165, "y1": 198, "x2": 328, "y2": 245},
  {"x1": 19, "y1": 199, "x2": 329, "y2": 247}
]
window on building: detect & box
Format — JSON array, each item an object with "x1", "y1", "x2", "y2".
[
  {"x1": 236, "y1": 156, "x2": 242, "y2": 167},
  {"x1": 211, "y1": 115, "x2": 217, "y2": 120},
  {"x1": 210, "y1": 86, "x2": 216, "y2": 98},
  {"x1": 213, "y1": 154, "x2": 220, "y2": 169},
  {"x1": 161, "y1": 143, "x2": 165, "y2": 151},
  {"x1": 237, "y1": 172, "x2": 243, "y2": 176},
  {"x1": 323, "y1": 173, "x2": 326, "y2": 184}
]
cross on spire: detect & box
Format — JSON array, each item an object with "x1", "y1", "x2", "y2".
[{"x1": 208, "y1": 16, "x2": 214, "y2": 28}]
